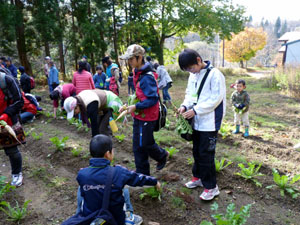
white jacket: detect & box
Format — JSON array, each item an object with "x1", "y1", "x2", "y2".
[{"x1": 181, "y1": 63, "x2": 226, "y2": 131}]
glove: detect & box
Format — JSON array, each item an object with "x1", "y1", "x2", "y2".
[
  {"x1": 0, "y1": 113, "x2": 9, "y2": 123},
  {"x1": 238, "y1": 104, "x2": 245, "y2": 109}
]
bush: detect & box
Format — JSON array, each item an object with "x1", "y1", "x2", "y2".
[{"x1": 167, "y1": 69, "x2": 189, "y2": 80}]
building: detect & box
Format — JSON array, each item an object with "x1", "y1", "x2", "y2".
[{"x1": 278, "y1": 32, "x2": 300, "y2": 66}]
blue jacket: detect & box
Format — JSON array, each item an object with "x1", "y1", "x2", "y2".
[
  {"x1": 8, "y1": 64, "x2": 18, "y2": 78},
  {"x1": 49, "y1": 66, "x2": 59, "y2": 85},
  {"x1": 77, "y1": 158, "x2": 157, "y2": 225},
  {"x1": 93, "y1": 72, "x2": 106, "y2": 89}
]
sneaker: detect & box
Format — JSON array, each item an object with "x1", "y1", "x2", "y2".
[
  {"x1": 125, "y1": 211, "x2": 143, "y2": 225},
  {"x1": 156, "y1": 151, "x2": 169, "y2": 171},
  {"x1": 11, "y1": 172, "x2": 23, "y2": 187},
  {"x1": 185, "y1": 177, "x2": 203, "y2": 189},
  {"x1": 200, "y1": 186, "x2": 220, "y2": 201}
]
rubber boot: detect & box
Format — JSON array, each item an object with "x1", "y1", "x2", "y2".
[
  {"x1": 244, "y1": 127, "x2": 249, "y2": 137},
  {"x1": 232, "y1": 125, "x2": 240, "y2": 134}
]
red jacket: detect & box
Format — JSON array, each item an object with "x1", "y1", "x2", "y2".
[
  {"x1": 72, "y1": 70, "x2": 95, "y2": 94},
  {"x1": 22, "y1": 92, "x2": 37, "y2": 115}
]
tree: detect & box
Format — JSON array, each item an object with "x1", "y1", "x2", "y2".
[
  {"x1": 280, "y1": 20, "x2": 288, "y2": 37},
  {"x1": 274, "y1": 16, "x2": 281, "y2": 38},
  {"x1": 221, "y1": 27, "x2": 267, "y2": 68}
]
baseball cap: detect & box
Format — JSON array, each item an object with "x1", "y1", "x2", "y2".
[
  {"x1": 45, "y1": 56, "x2": 51, "y2": 60},
  {"x1": 64, "y1": 97, "x2": 77, "y2": 119},
  {"x1": 119, "y1": 44, "x2": 145, "y2": 60}
]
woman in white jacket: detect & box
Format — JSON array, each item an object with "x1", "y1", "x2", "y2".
[
  {"x1": 177, "y1": 49, "x2": 226, "y2": 201},
  {"x1": 154, "y1": 63, "x2": 173, "y2": 105}
]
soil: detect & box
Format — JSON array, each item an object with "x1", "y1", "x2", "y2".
[{"x1": 0, "y1": 75, "x2": 300, "y2": 225}]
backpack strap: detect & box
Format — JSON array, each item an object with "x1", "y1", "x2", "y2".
[
  {"x1": 0, "y1": 72, "x2": 7, "y2": 90},
  {"x1": 101, "y1": 166, "x2": 115, "y2": 210},
  {"x1": 195, "y1": 67, "x2": 213, "y2": 104}
]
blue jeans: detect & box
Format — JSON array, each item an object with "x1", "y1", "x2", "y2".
[
  {"x1": 128, "y1": 82, "x2": 135, "y2": 95},
  {"x1": 20, "y1": 112, "x2": 35, "y2": 124},
  {"x1": 76, "y1": 187, "x2": 133, "y2": 214},
  {"x1": 162, "y1": 82, "x2": 172, "y2": 102},
  {"x1": 48, "y1": 77, "x2": 53, "y2": 92}
]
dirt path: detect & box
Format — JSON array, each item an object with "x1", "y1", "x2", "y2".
[{"x1": 246, "y1": 70, "x2": 273, "y2": 79}]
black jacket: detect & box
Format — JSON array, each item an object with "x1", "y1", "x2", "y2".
[{"x1": 20, "y1": 73, "x2": 31, "y2": 93}]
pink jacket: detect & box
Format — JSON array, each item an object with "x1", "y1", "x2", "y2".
[{"x1": 72, "y1": 70, "x2": 95, "y2": 94}]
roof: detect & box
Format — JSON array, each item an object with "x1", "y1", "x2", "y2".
[
  {"x1": 278, "y1": 32, "x2": 300, "y2": 42},
  {"x1": 284, "y1": 39, "x2": 300, "y2": 46}
]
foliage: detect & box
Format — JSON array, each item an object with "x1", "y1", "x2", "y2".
[
  {"x1": 266, "y1": 169, "x2": 300, "y2": 198},
  {"x1": 187, "y1": 157, "x2": 194, "y2": 165},
  {"x1": 165, "y1": 147, "x2": 179, "y2": 158},
  {"x1": 31, "y1": 132, "x2": 43, "y2": 140},
  {"x1": 200, "y1": 202, "x2": 252, "y2": 225},
  {"x1": 235, "y1": 162, "x2": 264, "y2": 187},
  {"x1": 139, "y1": 183, "x2": 165, "y2": 201},
  {"x1": 49, "y1": 136, "x2": 69, "y2": 152},
  {"x1": 0, "y1": 200, "x2": 31, "y2": 222},
  {"x1": 219, "y1": 123, "x2": 232, "y2": 139},
  {"x1": 215, "y1": 158, "x2": 232, "y2": 172},
  {"x1": 0, "y1": 176, "x2": 15, "y2": 200},
  {"x1": 115, "y1": 134, "x2": 125, "y2": 142},
  {"x1": 221, "y1": 27, "x2": 267, "y2": 68},
  {"x1": 71, "y1": 147, "x2": 82, "y2": 157},
  {"x1": 176, "y1": 114, "x2": 193, "y2": 136}
]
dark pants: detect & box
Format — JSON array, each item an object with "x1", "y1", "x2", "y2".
[
  {"x1": 192, "y1": 130, "x2": 218, "y2": 189},
  {"x1": 162, "y1": 82, "x2": 172, "y2": 102},
  {"x1": 87, "y1": 101, "x2": 112, "y2": 137},
  {"x1": 4, "y1": 146, "x2": 22, "y2": 174},
  {"x1": 128, "y1": 82, "x2": 135, "y2": 95},
  {"x1": 133, "y1": 118, "x2": 167, "y2": 175}
]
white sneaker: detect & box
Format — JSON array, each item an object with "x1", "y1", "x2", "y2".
[
  {"x1": 200, "y1": 185, "x2": 220, "y2": 201},
  {"x1": 184, "y1": 177, "x2": 203, "y2": 189},
  {"x1": 11, "y1": 172, "x2": 23, "y2": 187},
  {"x1": 125, "y1": 211, "x2": 143, "y2": 225}
]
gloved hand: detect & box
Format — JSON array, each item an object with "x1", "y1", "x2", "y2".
[
  {"x1": 238, "y1": 104, "x2": 245, "y2": 109},
  {"x1": 234, "y1": 104, "x2": 239, "y2": 108},
  {"x1": 0, "y1": 113, "x2": 9, "y2": 123}
]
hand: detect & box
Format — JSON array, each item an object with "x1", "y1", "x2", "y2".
[
  {"x1": 234, "y1": 103, "x2": 239, "y2": 108},
  {"x1": 238, "y1": 104, "x2": 245, "y2": 109},
  {"x1": 178, "y1": 106, "x2": 186, "y2": 114},
  {"x1": 118, "y1": 104, "x2": 127, "y2": 113},
  {"x1": 127, "y1": 105, "x2": 136, "y2": 114},
  {"x1": 0, "y1": 113, "x2": 9, "y2": 123},
  {"x1": 155, "y1": 182, "x2": 161, "y2": 192},
  {"x1": 182, "y1": 109, "x2": 195, "y2": 119}
]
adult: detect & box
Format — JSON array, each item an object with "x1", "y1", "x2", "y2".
[
  {"x1": 0, "y1": 72, "x2": 24, "y2": 186},
  {"x1": 49, "y1": 83, "x2": 76, "y2": 118},
  {"x1": 154, "y1": 63, "x2": 173, "y2": 106},
  {"x1": 81, "y1": 55, "x2": 91, "y2": 72},
  {"x1": 146, "y1": 56, "x2": 155, "y2": 71},
  {"x1": 19, "y1": 66, "x2": 31, "y2": 93},
  {"x1": 44, "y1": 56, "x2": 51, "y2": 92},
  {"x1": 93, "y1": 65, "x2": 106, "y2": 90},
  {"x1": 64, "y1": 89, "x2": 123, "y2": 137},
  {"x1": 48, "y1": 61, "x2": 59, "y2": 92},
  {"x1": 20, "y1": 92, "x2": 37, "y2": 124},
  {"x1": 178, "y1": 49, "x2": 226, "y2": 201},
  {"x1": 101, "y1": 56, "x2": 120, "y2": 95},
  {"x1": 5, "y1": 57, "x2": 18, "y2": 78},
  {"x1": 72, "y1": 61, "x2": 95, "y2": 95},
  {"x1": 119, "y1": 44, "x2": 168, "y2": 176}
]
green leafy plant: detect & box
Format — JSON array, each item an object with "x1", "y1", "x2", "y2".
[
  {"x1": 187, "y1": 157, "x2": 194, "y2": 165},
  {"x1": 200, "y1": 202, "x2": 252, "y2": 225},
  {"x1": 31, "y1": 132, "x2": 43, "y2": 140},
  {"x1": 71, "y1": 147, "x2": 82, "y2": 157},
  {"x1": 139, "y1": 183, "x2": 165, "y2": 201},
  {"x1": 176, "y1": 114, "x2": 193, "y2": 137},
  {"x1": 115, "y1": 134, "x2": 125, "y2": 142},
  {"x1": 68, "y1": 117, "x2": 77, "y2": 125},
  {"x1": 0, "y1": 176, "x2": 15, "y2": 200},
  {"x1": 165, "y1": 147, "x2": 179, "y2": 158},
  {"x1": 219, "y1": 123, "x2": 232, "y2": 139},
  {"x1": 235, "y1": 162, "x2": 264, "y2": 187},
  {"x1": 0, "y1": 200, "x2": 31, "y2": 222},
  {"x1": 215, "y1": 158, "x2": 232, "y2": 172},
  {"x1": 49, "y1": 136, "x2": 69, "y2": 152},
  {"x1": 266, "y1": 169, "x2": 300, "y2": 198}
]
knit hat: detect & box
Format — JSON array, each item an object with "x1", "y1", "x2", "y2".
[
  {"x1": 64, "y1": 97, "x2": 77, "y2": 119},
  {"x1": 119, "y1": 44, "x2": 145, "y2": 60},
  {"x1": 18, "y1": 66, "x2": 25, "y2": 73}
]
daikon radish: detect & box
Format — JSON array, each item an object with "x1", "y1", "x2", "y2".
[
  {"x1": 0, "y1": 120, "x2": 23, "y2": 145},
  {"x1": 116, "y1": 109, "x2": 128, "y2": 122}
]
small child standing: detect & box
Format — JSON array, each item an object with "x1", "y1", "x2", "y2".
[
  {"x1": 128, "y1": 71, "x2": 135, "y2": 95},
  {"x1": 231, "y1": 79, "x2": 250, "y2": 137}
]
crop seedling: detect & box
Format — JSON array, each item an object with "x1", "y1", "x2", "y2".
[
  {"x1": 219, "y1": 122, "x2": 232, "y2": 139},
  {"x1": 187, "y1": 157, "x2": 194, "y2": 165},
  {"x1": 266, "y1": 168, "x2": 300, "y2": 198},
  {"x1": 235, "y1": 162, "x2": 264, "y2": 187},
  {"x1": 176, "y1": 114, "x2": 193, "y2": 137},
  {"x1": 0, "y1": 176, "x2": 15, "y2": 200},
  {"x1": 0, "y1": 200, "x2": 31, "y2": 222},
  {"x1": 31, "y1": 132, "x2": 43, "y2": 140},
  {"x1": 165, "y1": 147, "x2": 179, "y2": 158},
  {"x1": 200, "y1": 202, "x2": 252, "y2": 225},
  {"x1": 139, "y1": 183, "x2": 165, "y2": 201},
  {"x1": 49, "y1": 136, "x2": 69, "y2": 152},
  {"x1": 215, "y1": 158, "x2": 232, "y2": 172},
  {"x1": 71, "y1": 147, "x2": 82, "y2": 157},
  {"x1": 115, "y1": 134, "x2": 125, "y2": 142}
]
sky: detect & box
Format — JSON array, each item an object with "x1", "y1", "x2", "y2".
[{"x1": 232, "y1": 0, "x2": 300, "y2": 23}]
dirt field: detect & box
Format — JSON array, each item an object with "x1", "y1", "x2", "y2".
[{"x1": 1, "y1": 73, "x2": 300, "y2": 225}]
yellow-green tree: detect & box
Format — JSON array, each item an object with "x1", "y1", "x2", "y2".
[{"x1": 221, "y1": 27, "x2": 267, "y2": 68}]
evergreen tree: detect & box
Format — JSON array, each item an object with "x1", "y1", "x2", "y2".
[{"x1": 274, "y1": 16, "x2": 281, "y2": 38}]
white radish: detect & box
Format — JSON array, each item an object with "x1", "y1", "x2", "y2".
[
  {"x1": 0, "y1": 120, "x2": 23, "y2": 145},
  {"x1": 116, "y1": 109, "x2": 128, "y2": 122}
]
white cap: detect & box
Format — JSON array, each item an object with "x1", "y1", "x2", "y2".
[
  {"x1": 64, "y1": 97, "x2": 77, "y2": 119},
  {"x1": 119, "y1": 44, "x2": 145, "y2": 60}
]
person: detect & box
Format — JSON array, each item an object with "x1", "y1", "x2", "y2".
[
  {"x1": 0, "y1": 73, "x2": 24, "y2": 186},
  {"x1": 154, "y1": 63, "x2": 173, "y2": 106},
  {"x1": 64, "y1": 89, "x2": 122, "y2": 137},
  {"x1": 49, "y1": 83, "x2": 76, "y2": 118},
  {"x1": 146, "y1": 56, "x2": 154, "y2": 71},
  {"x1": 81, "y1": 55, "x2": 91, "y2": 73},
  {"x1": 231, "y1": 79, "x2": 250, "y2": 137},
  {"x1": 101, "y1": 56, "x2": 120, "y2": 94},
  {"x1": 19, "y1": 66, "x2": 31, "y2": 93},
  {"x1": 76, "y1": 134, "x2": 160, "y2": 225},
  {"x1": 48, "y1": 61, "x2": 59, "y2": 92},
  {"x1": 72, "y1": 61, "x2": 95, "y2": 95},
  {"x1": 5, "y1": 57, "x2": 18, "y2": 78},
  {"x1": 0, "y1": 56, "x2": 7, "y2": 68},
  {"x1": 128, "y1": 71, "x2": 135, "y2": 95},
  {"x1": 44, "y1": 56, "x2": 51, "y2": 92},
  {"x1": 93, "y1": 66, "x2": 106, "y2": 90},
  {"x1": 119, "y1": 44, "x2": 169, "y2": 176},
  {"x1": 177, "y1": 48, "x2": 226, "y2": 201},
  {"x1": 20, "y1": 92, "x2": 37, "y2": 124}
]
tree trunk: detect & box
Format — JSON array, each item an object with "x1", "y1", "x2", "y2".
[
  {"x1": 90, "y1": 53, "x2": 95, "y2": 74},
  {"x1": 58, "y1": 41, "x2": 66, "y2": 79},
  {"x1": 240, "y1": 60, "x2": 244, "y2": 68},
  {"x1": 14, "y1": 0, "x2": 32, "y2": 75},
  {"x1": 45, "y1": 41, "x2": 50, "y2": 57},
  {"x1": 158, "y1": 36, "x2": 165, "y2": 65},
  {"x1": 112, "y1": 0, "x2": 120, "y2": 67},
  {"x1": 71, "y1": 2, "x2": 78, "y2": 70}
]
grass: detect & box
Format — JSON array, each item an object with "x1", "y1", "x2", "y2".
[{"x1": 0, "y1": 200, "x2": 31, "y2": 222}]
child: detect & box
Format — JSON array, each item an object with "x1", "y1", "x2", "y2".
[
  {"x1": 76, "y1": 134, "x2": 160, "y2": 225},
  {"x1": 128, "y1": 71, "x2": 135, "y2": 95},
  {"x1": 154, "y1": 63, "x2": 173, "y2": 106},
  {"x1": 177, "y1": 49, "x2": 226, "y2": 201},
  {"x1": 93, "y1": 66, "x2": 106, "y2": 90},
  {"x1": 231, "y1": 79, "x2": 250, "y2": 137}
]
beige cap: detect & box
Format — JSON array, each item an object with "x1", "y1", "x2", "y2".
[{"x1": 119, "y1": 44, "x2": 145, "y2": 60}]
